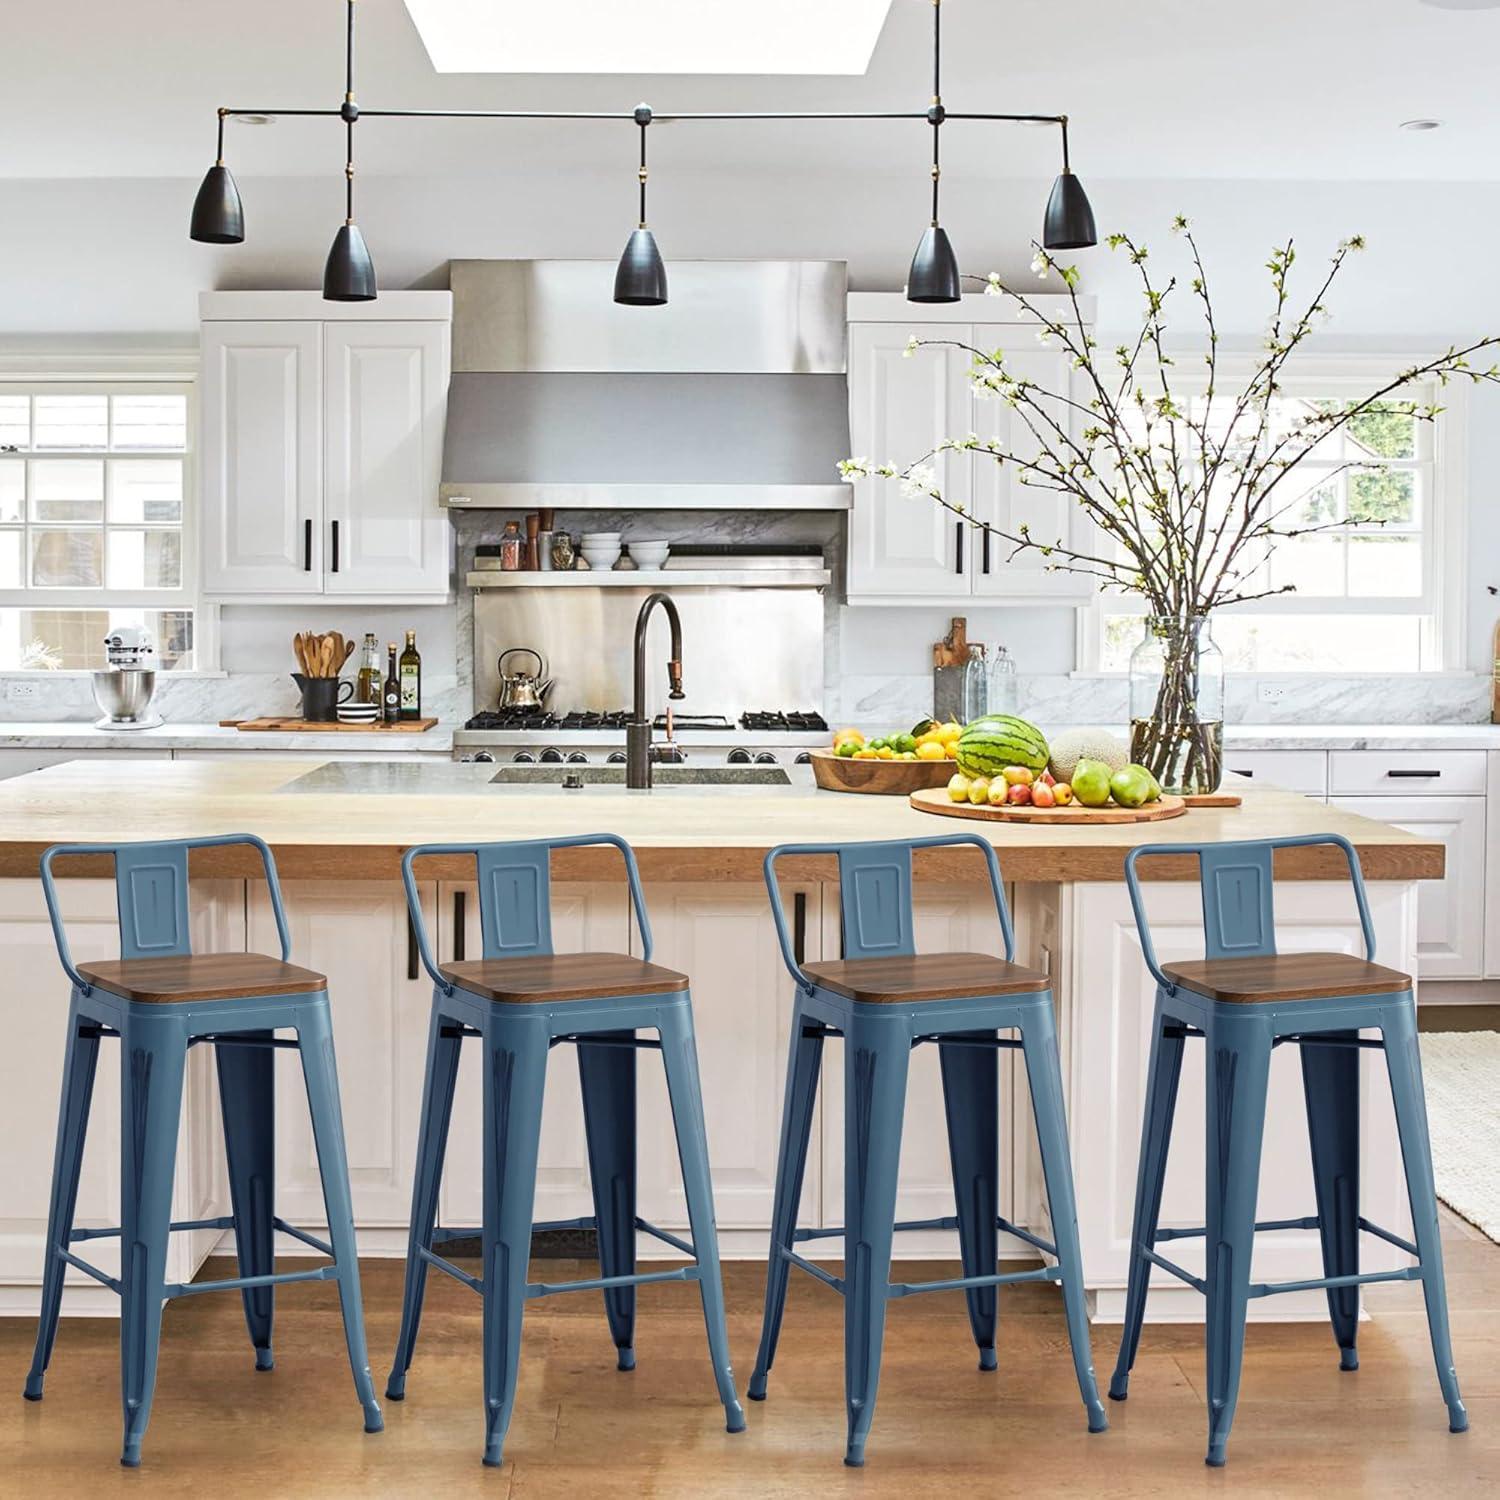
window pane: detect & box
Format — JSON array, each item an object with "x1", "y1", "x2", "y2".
[
  {"x1": 1348, "y1": 535, "x2": 1422, "y2": 598},
  {"x1": 1348, "y1": 468, "x2": 1415, "y2": 526},
  {"x1": 107, "y1": 529, "x2": 182, "y2": 589},
  {"x1": 30, "y1": 459, "x2": 104, "y2": 522},
  {"x1": 0, "y1": 460, "x2": 23, "y2": 523},
  {"x1": 111, "y1": 394, "x2": 187, "y2": 451},
  {"x1": 0, "y1": 608, "x2": 194, "y2": 671},
  {"x1": 1346, "y1": 402, "x2": 1416, "y2": 460},
  {"x1": 1269, "y1": 534, "x2": 1344, "y2": 596},
  {"x1": 0, "y1": 395, "x2": 29, "y2": 450},
  {"x1": 0, "y1": 531, "x2": 20, "y2": 588},
  {"x1": 108, "y1": 459, "x2": 182, "y2": 524},
  {"x1": 1211, "y1": 613, "x2": 1425, "y2": 672},
  {"x1": 33, "y1": 394, "x2": 108, "y2": 450},
  {"x1": 29, "y1": 528, "x2": 103, "y2": 587}
]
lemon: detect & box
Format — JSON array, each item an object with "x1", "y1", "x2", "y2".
[{"x1": 916, "y1": 741, "x2": 946, "y2": 761}]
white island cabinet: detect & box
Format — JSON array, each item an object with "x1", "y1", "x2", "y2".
[{"x1": 199, "y1": 292, "x2": 452, "y2": 603}]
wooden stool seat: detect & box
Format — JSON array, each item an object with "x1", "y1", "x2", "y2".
[
  {"x1": 800, "y1": 952, "x2": 1050, "y2": 1005},
  {"x1": 76, "y1": 952, "x2": 327, "y2": 1004},
  {"x1": 439, "y1": 951, "x2": 690, "y2": 1004},
  {"x1": 1161, "y1": 952, "x2": 1413, "y2": 1005}
]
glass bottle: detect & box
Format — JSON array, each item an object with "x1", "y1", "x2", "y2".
[
  {"x1": 499, "y1": 520, "x2": 523, "y2": 572},
  {"x1": 382, "y1": 643, "x2": 401, "y2": 725},
  {"x1": 1128, "y1": 615, "x2": 1225, "y2": 794},
  {"x1": 988, "y1": 644, "x2": 1018, "y2": 716},
  {"x1": 960, "y1": 642, "x2": 988, "y2": 724},
  {"x1": 356, "y1": 632, "x2": 381, "y2": 705},
  {"x1": 399, "y1": 629, "x2": 422, "y2": 720}
]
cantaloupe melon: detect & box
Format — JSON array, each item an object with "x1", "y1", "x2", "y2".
[{"x1": 1048, "y1": 727, "x2": 1131, "y2": 783}]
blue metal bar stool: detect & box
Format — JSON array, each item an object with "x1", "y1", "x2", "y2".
[
  {"x1": 23, "y1": 835, "x2": 382, "y2": 1467},
  {"x1": 385, "y1": 835, "x2": 745, "y2": 1468},
  {"x1": 751, "y1": 834, "x2": 1107, "y2": 1467},
  {"x1": 1110, "y1": 834, "x2": 1467, "y2": 1467}
]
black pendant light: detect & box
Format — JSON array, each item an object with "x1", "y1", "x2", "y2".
[
  {"x1": 323, "y1": 7, "x2": 376, "y2": 303},
  {"x1": 1042, "y1": 123, "x2": 1098, "y2": 250},
  {"x1": 189, "y1": 112, "x2": 245, "y2": 243},
  {"x1": 907, "y1": 2, "x2": 960, "y2": 303},
  {"x1": 615, "y1": 108, "x2": 668, "y2": 306}
]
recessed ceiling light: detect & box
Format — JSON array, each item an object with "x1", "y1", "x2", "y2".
[
  {"x1": 1399, "y1": 118, "x2": 1444, "y2": 131},
  {"x1": 1420, "y1": 2, "x2": 1500, "y2": 11},
  {"x1": 402, "y1": 0, "x2": 896, "y2": 75}
]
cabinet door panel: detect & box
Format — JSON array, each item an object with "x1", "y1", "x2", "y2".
[
  {"x1": 437, "y1": 882, "x2": 630, "y2": 1227},
  {"x1": 846, "y1": 323, "x2": 971, "y2": 596},
  {"x1": 635, "y1": 883, "x2": 821, "y2": 1230},
  {"x1": 323, "y1": 321, "x2": 450, "y2": 596},
  {"x1": 250, "y1": 880, "x2": 435, "y2": 1226},
  {"x1": 1488, "y1": 753, "x2": 1500, "y2": 979},
  {"x1": 200, "y1": 321, "x2": 322, "y2": 594},
  {"x1": 1331, "y1": 795, "x2": 1486, "y2": 979}
]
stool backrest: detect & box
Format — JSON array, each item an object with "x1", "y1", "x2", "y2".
[
  {"x1": 40, "y1": 835, "x2": 291, "y2": 995},
  {"x1": 402, "y1": 834, "x2": 652, "y2": 992},
  {"x1": 1123, "y1": 833, "x2": 1377, "y2": 993},
  {"x1": 764, "y1": 834, "x2": 1012, "y2": 989}
]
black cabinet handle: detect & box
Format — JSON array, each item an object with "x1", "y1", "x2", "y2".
[
  {"x1": 792, "y1": 891, "x2": 807, "y2": 968},
  {"x1": 453, "y1": 890, "x2": 466, "y2": 962},
  {"x1": 1229, "y1": 768, "x2": 1254, "y2": 778},
  {"x1": 406, "y1": 912, "x2": 418, "y2": 981},
  {"x1": 955, "y1": 521, "x2": 964, "y2": 575},
  {"x1": 303, "y1": 518, "x2": 312, "y2": 572},
  {"x1": 1386, "y1": 769, "x2": 1441, "y2": 779},
  {"x1": 982, "y1": 527, "x2": 991, "y2": 574},
  {"x1": 330, "y1": 519, "x2": 340, "y2": 574}
]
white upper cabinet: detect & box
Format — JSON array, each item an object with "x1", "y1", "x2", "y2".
[
  {"x1": 199, "y1": 292, "x2": 452, "y2": 602},
  {"x1": 845, "y1": 294, "x2": 1095, "y2": 606}
]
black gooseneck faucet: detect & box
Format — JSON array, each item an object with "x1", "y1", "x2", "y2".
[{"x1": 625, "y1": 592, "x2": 684, "y2": 789}]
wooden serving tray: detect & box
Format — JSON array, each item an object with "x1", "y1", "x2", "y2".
[
  {"x1": 909, "y1": 787, "x2": 1188, "y2": 824},
  {"x1": 1180, "y1": 791, "x2": 1242, "y2": 808},
  {"x1": 810, "y1": 747, "x2": 955, "y2": 796},
  {"x1": 220, "y1": 717, "x2": 439, "y2": 734}
]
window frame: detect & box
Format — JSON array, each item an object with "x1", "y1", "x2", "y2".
[
  {"x1": 0, "y1": 364, "x2": 217, "y2": 673},
  {"x1": 1077, "y1": 353, "x2": 1468, "y2": 675}
]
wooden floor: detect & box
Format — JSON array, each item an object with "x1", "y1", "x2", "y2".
[{"x1": 2, "y1": 1213, "x2": 1497, "y2": 1498}]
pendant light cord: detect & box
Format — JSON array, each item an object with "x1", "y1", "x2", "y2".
[
  {"x1": 930, "y1": 0, "x2": 942, "y2": 226},
  {"x1": 638, "y1": 122, "x2": 649, "y2": 229},
  {"x1": 345, "y1": 0, "x2": 357, "y2": 224}
]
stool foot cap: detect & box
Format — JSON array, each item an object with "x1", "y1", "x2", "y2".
[
  {"x1": 364, "y1": 1410, "x2": 385, "y2": 1435},
  {"x1": 1449, "y1": 1404, "x2": 1469, "y2": 1435},
  {"x1": 255, "y1": 1348, "x2": 275, "y2": 1372},
  {"x1": 616, "y1": 1348, "x2": 636, "y2": 1372},
  {"x1": 385, "y1": 1376, "x2": 406, "y2": 1402},
  {"x1": 978, "y1": 1348, "x2": 997, "y2": 1372},
  {"x1": 1205, "y1": 1449, "x2": 1227, "y2": 1468},
  {"x1": 1108, "y1": 1373, "x2": 1130, "y2": 1402},
  {"x1": 1087, "y1": 1403, "x2": 1109, "y2": 1434},
  {"x1": 726, "y1": 1404, "x2": 747, "y2": 1434},
  {"x1": 121, "y1": 1448, "x2": 142, "y2": 1469},
  {"x1": 747, "y1": 1372, "x2": 768, "y2": 1401},
  {"x1": 482, "y1": 1452, "x2": 504, "y2": 1469},
  {"x1": 844, "y1": 1454, "x2": 866, "y2": 1469},
  {"x1": 1339, "y1": 1348, "x2": 1359, "y2": 1372},
  {"x1": 22, "y1": 1382, "x2": 43, "y2": 1402}
]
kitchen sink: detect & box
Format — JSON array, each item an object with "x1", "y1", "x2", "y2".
[{"x1": 488, "y1": 765, "x2": 792, "y2": 787}]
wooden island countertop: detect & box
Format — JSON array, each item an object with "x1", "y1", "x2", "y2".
[{"x1": 0, "y1": 758, "x2": 1443, "y2": 884}]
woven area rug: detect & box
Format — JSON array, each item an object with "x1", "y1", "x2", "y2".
[{"x1": 1419, "y1": 1030, "x2": 1500, "y2": 1244}]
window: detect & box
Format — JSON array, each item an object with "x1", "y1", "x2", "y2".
[
  {"x1": 0, "y1": 382, "x2": 201, "y2": 671},
  {"x1": 1089, "y1": 363, "x2": 1462, "y2": 674}
]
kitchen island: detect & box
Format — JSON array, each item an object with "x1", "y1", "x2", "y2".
[{"x1": 0, "y1": 759, "x2": 1441, "y2": 1324}]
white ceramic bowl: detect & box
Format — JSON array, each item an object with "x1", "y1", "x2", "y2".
[
  {"x1": 580, "y1": 545, "x2": 621, "y2": 570},
  {"x1": 580, "y1": 532, "x2": 622, "y2": 544},
  {"x1": 629, "y1": 541, "x2": 670, "y2": 569}
]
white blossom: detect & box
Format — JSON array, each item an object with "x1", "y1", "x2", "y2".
[
  {"x1": 902, "y1": 335, "x2": 920, "y2": 359},
  {"x1": 899, "y1": 463, "x2": 938, "y2": 498},
  {"x1": 1031, "y1": 252, "x2": 1051, "y2": 280},
  {"x1": 984, "y1": 272, "x2": 1005, "y2": 297}
]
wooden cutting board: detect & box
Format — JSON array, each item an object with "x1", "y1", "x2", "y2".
[
  {"x1": 1180, "y1": 791, "x2": 1242, "y2": 808},
  {"x1": 220, "y1": 717, "x2": 439, "y2": 733},
  {"x1": 809, "y1": 748, "x2": 954, "y2": 795},
  {"x1": 909, "y1": 787, "x2": 1188, "y2": 824}
]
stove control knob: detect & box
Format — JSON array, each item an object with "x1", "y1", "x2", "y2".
[
  {"x1": 512, "y1": 751, "x2": 537, "y2": 764},
  {"x1": 606, "y1": 751, "x2": 628, "y2": 765},
  {"x1": 469, "y1": 751, "x2": 495, "y2": 764},
  {"x1": 727, "y1": 748, "x2": 753, "y2": 765},
  {"x1": 566, "y1": 751, "x2": 589, "y2": 764},
  {"x1": 754, "y1": 752, "x2": 780, "y2": 766},
  {"x1": 794, "y1": 752, "x2": 812, "y2": 765},
  {"x1": 539, "y1": 747, "x2": 565, "y2": 764}
]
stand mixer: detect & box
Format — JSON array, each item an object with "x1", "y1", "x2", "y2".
[{"x1": 92, "y1": 625, "x2": 161, "y2": 729}]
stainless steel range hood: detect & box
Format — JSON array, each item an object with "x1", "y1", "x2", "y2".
[{"x1": 441, "y1": 259, "x2": 852, "y2": 511}]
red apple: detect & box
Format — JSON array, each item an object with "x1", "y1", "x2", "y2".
[
  {"x1": 1006, "y1": 782, "x2": 1033, "y2": 806},
  {"x1": 1031, "y1": 781, "x2": 1056, "y2": 809}
]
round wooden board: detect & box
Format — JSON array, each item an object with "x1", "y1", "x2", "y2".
[
  {"x1": 908, "y1": 787, "x2": 1188, "y2": 824},
  {"x1": 810, "y1": 748, "x2": 956, "y2": 796}
]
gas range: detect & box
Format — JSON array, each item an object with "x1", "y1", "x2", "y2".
[{"x1": 453, "y1": 707, "x2": 829, "y2": 767}]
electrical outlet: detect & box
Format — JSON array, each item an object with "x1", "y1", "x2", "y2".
[
  {"x1": 1256, "y1": 681, "x2": 1290, "y2": 706},
  {"x1": 6, "y1": 681, "x2": 38, "y2": 703}
]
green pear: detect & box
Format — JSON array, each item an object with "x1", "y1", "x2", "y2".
[
  {"x1": 1110, "y1": 764, "x2": 1154, "y2": 808},
  {"x1": 1071, "y1": 758, "x2": 1114, "y2": 807}
]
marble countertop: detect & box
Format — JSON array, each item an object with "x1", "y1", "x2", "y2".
[
  {"x1": 1220, "y1": 724, "x2": 1500, "y2": 751},
  {"x1": 0, "y1": 720, "x2": 455, "y2": 752}
]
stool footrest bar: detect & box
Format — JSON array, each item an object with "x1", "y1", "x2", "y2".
[
  {"x1": 164, "y1": 1265, "x2": 339, "y2": 1300},
  {"x1": 1155, "y1": 1216, "x2": 1319, "y2": 1243},
  {"x1": 526, "y1": 1265, "x2": 700, "y2": 1299},
  {"x1": 634, "y1": 1217, "x2": 697, "y2": 1258},
  {"x1": 794, "y1": 1214, "x2": 1057, "y2": 1258},
  {"x1": 1249, "y1": 1266, "x2": 1422, "y2": 1299},
  {"x1": 1142, "y1": 1248, "x2": 1207, "y2": 1294},
  {"x1": 418, "y1": 1244, "x2": 484, "y2": 1294},
  {"x1": 1359, "y1": 1216, "x2": 1420, "y2": 1258},
  {"x1": 57, "y1": 1249, "x2": 122, "y2": 1294},
  {"x1": 271, "y1": 1217, "x2": 335, "y2": 1257},
  {"x1": 70, "y1": 1215, "x2": 236, "y2": 1243},
  {"x1": 779, "y1": 1245, "x2": 846, "y2": 1296},
  {"x1": 888, "y1": 1265, "x2": 1060, "y2": 1299}
]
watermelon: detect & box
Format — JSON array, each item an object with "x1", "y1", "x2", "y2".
[{"x1": 956, "y1": 715, "x2": 1050, "y2": 778}]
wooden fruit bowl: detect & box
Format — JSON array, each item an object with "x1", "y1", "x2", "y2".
[
  {"x1": 810, "y1": 748, "x2": 956, "y2": 796},
  {"x1": 909, "y1": 786, "x2": 1188, "y2": 824}
]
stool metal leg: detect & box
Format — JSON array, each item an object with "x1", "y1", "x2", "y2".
[
  {"x1": 24, "y1": 995, "x2": 101, "y2": 1402},
  {"x1": 216, "y1": 1030, "x2": 277, "y2": 1372},
  {"x1": 659, "y1": 998, "x2": 747, "y2": 1435},
  {"x1": 1110, "y1": 993, "x2": 1186, "y2": 1401},
  {"x1": 1201, "y1": 1009, "x2": 1272, "y2": 1468},
  {"x1": 1382, "y1": 1002, "x2": 1468, "y2": 1435},
  {"x1": 841, "y1": 1011, "x2": 910, "y2": 1468},
  {"x1": 940, "y1": 1032, "x2": 999, "y2": 1371},
  {"x1": 118, "y1": 1012, "x2": 187, "y2": 1468},
  {"x1": 1300, "y1": 1028, "x2": 1361, "y2": 1372},
  {"x1": 387, "y1": 997, "x2": 463, "y2": 1401},
  {"x1": 296, "y1": 1001, "x2": 383, "y2": 1436},
  {"x1": 578, "y1": 1030, "x2": 639, "y2": 1372},
  {"x1": 479, "y1": 1013, "x2": 549, "y2": 1468},
  {"x1": 749, "y1": 990, "x2": 825, "y2": 1402},
  {"x1": 1019, "y1": 1002, "x2": 1108, "y2": 1434}
]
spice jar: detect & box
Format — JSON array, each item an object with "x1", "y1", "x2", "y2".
[
  {"x1": 550, "y1": 532, "x2": 575, "y2": 571},
  {"x1": 499, "y1": 520, "x2": 523, "y2": 571}
]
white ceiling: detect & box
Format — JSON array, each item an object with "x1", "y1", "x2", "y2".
[{"x1": 5, "y1": 0, "x2": 1499, "y2": 184}]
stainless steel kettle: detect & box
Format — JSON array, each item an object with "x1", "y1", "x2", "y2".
[{"x1": 497, "y1": 647, "x2": 554, "y2": 709}]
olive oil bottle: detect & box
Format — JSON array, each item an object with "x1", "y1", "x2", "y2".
[
  {"x1": 383, "y1": 643, "x2": 401, "y2": 725},
  {"x1": 399, "y1": 629, "x2": 422, "y2": 720}
]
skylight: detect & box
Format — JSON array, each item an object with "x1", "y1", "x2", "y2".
[{"x1": 402, "y1": 0, "x2": 896, "y2": 75}]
